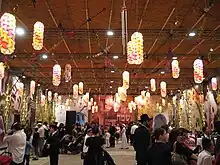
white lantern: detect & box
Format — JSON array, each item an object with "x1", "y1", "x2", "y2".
[
  {"x1": 162, "y1": 98, "x2": 166, "y2": 106},
  {"x1": 52, "y1": 64, "x2": 61, "y2": 86},
  {"x1": 211, "y1": 77, "x2": 217, "y2": 90},
  {"x1": 146, "y1": 92, "x2": 151, "y2": 104},
  {"x1": 79, "y1": 82, "x2": 83, "y2": 94},
  {"x1": 141, "y1": 90, "x2": 146, "y2": 97},
  {"x1": 30, "y1": 80, "x2": 36, "y2": 96},
  {"x1": 115, "y1": 93, "x2": 121, "y2": 104},
  {"x1": 32, "y1": 21, "x2": 44, "y2": 50},
  {"x1": 122, "y1": 71, "x2": 129, "y2": 89},
  {"x1": 171, "y1": 60, "x2": 180, "y2": 79},
  {"x1": 88, "y1": 101, "x2": 92, "y2": 110},
  {"x1": 118, "y1": 87, "x2": 127, "y2": 101},
  {"x1": 73, "y1": 84, "x2": 78, "y2": 99},
  {"x1": 114, "y1": 102, "x2": 120, "y2": 112},
  {"x1": 64, "y1": 64, "x2": 71, "y2": 82},
  {"x1": 54, "y1": 93, "x2": 58, "y2": 101},
  {"x1": 16, "y1": 82, "x2": 24, "y2": 96},
  {"x1": 0, "y1": 62, "x2": 5, "y2": 79},
  {"x1": 90, "y1": 98, "x2": 94, "y2": 103},
  {"x1": 92, "y1": 106, "x2": 95, "y2": 113},
  {"x1": 48, "y1": 91, "x2": 52, "y2": 102},
  {"x1": 160, "y1": 81, "x2": 167, "y2": 97},
  {"x1": 41, "y1": 94, "x2": 46, "y2": 106},
  {"x1": 150, "y1": 78, "x2": 156, "y2": 92},
  {"x1": 193, "y1": 59, "x2": 203, "y2": 84}
]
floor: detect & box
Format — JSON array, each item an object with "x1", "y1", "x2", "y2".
[{"x1": 30, "y1": 145, "x2": 136, "y2": 165}]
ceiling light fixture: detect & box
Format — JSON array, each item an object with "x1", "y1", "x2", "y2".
[
  {"x1": 16, "y1": 27, "x2": 25, "y2": 36},
  {"x1": 111, "y1": 70, "x2": 115, "y2": 73},
  {"x1": 145, "y1": 86, "x2": 148, "y2": 89},
  {"x1": 22, "y1": 75, "x2": 26, "y2": 78},
  {"x1": 113, "y1": 55, "x2": 119, "y2": 59},
  {"x1": 172, "y1": 56, "x2": 177, "y2": 60},
  {"x1": 110, "y1": 81, "x2": 114, "y2": 83},
  {"x1": 189, "y1": 32, "x2": 196, "y2": 37},
  {"x1": 107, "y1": 30, "x2": 114, "y2": 36},
  {"x1": 38, "y1": 84, "x2": 40, "y2": 87},
  {"x1": 161, "y1": 71, "x2": 165, "y2": 74},
  {"x1": 110, "y1": 86, "x2": 112, "y2": 88},
  {"x1": 42, "y1": 54, "x2": 48, "y2": 59},
  {"x1": 210, "y1": 48, "x2": 214, "y2": 52}
]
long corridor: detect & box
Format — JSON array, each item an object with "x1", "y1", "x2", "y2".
[{"x1": 30, "y1": 146, "x2": 135, "y2": 165}]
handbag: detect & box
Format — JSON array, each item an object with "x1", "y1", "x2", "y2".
[{"x1": 171, "y1": 142, "x2": 189, "y2": 165}]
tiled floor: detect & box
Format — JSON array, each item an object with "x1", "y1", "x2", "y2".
[{"x1": 30, "y1": 145, "x2": 135, "y2": 165}]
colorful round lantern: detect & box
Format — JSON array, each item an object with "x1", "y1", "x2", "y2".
[
  {"x1": 160, "y1": 81, "x2": 167, "y2": 97},
  {"x1": 171, "y1": 60, "x2": 180, "y2": 79},
  {"x1": 79, "y1": 82, "x2": 83, "y2": 95},
  {"x1": 73, "y1": 84, "x2": 78, "y2": 99},
  {"x1": 211, "y1": 77, "x2": 217, "y2": 90},
  {"x1": 193, "y1": 59, "x2": 203, "y2": 84},
  {"x1": 48, "y1": 91, "x2": 52, "y2": 102},
  {"x1": 64, "y1": 64, "x2": 71, "y2": 82},
  {"x1": 0, "y1": 13, "x2": 16, "y2": 55},
  {"x1": 150, "y1": 78, "x2": 156, "y2": 92},
  {"x1": 30, "y1": 80, "x2": 36, "y2": 96},
  {"x1": 32, "y1": 21, "x2": 44, "y2": 50},
  {"x1": 52, "y1": 64, "x2": 61, "y2": 86},
  {"x1": 0, "y1": 62, "x2": 5, "y2": 80},
  {"x1": 122, "y1": 71, "x2": 129, "y2": 89}
]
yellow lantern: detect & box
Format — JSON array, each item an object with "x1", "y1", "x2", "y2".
[
  {"x1": 0, "y1": 62, "x2": 5, "y2": 79},
  {"x1": 118, "y1": 87, "x2": 127, "y2": 101},
  {"x1": 48, "y1": 91, "x2": 52, "y2": 102},
  {"x1": 150, "y1": 78, "x2": 156, "y2": 91},
  {"x1": 160, "y1": 81, "x2": 167, "y2": 97},
  {"x1": 52, "y1": 64, "x2": 61, "y2": 86},
  {"x1": 211, "y1": 77, "x2": 217, "y2": 90},
  {"x1": 78, "y1": 82, "x2": 83, "y2": 95},
  {"x1": 122, "y1": 71, "x2": 129, "y2": 89},
  {"x1": 32, "y1": 21, "x2": 44, "y2": 50},
  {"x1": 64, "y1": 64, "x2": 71, "y2": 82},
  {"x1": 16, "y1": 82, "x2": 24, "y2": 96},
  {"x1": 171, "y1": 60, "x2": 180, "y2": 79},
  {"x1": 73, "y1": 84, "x2": 78, "y2": 99},
  {"x1": 193, "y1": 59, "x2": 203, "y2": 84},
  {"x1": 41, "y1": 94, "x2": 46, "y2": 106},
  {"x1": 30, "y1": 80, "x2": 36, "y2": 96},
  {"x1": 0, "y1": 13, "x2": 16, "y2": 55}
]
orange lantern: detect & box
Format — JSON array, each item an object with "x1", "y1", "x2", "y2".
[
  {"x1": 150, "y1": 78, "x2": 156, "y2": 91},
  {"x1": 160, "y1": 81, "x2": 167, "y2": 97},
  {"x1": 64, "y1": 64, "x2": 71, "y2": 82},
  {"x1": 52, "y1": 64, "x2": 61, "y2": 86},
  {"x1": 78, "y1": 82, "x2": 83, "y2": 95},
  {"x1": 211, "y1": 77, "x2": 217, "y2": 90},
  {"x1": 0, "y1": 62, "x2": 5, "y2": 80},
  {"x1": 193, "y1": 59, "x2": 203, "y2": 84},
  {"x1": 0, "y1": 13, "x2": 16, "y2": 55},
  {"x1": 171, "y1": 60, "x2": 180, "y2": 79},
  {"x1": 48, "y1": 91, "x2": 52, "y2": 102},
  {"x1": 30, "y1": 80, "x2": 36, "y2": 96},
  {"x1": 41, "y1": 94, "x2": 46, "y2": 106},
  {"x1": 73, "y1": 84, "x2": 78, "y2": 99},
  {"x1": 32, "y1": 21, "x2": 44, "y2": 50},
  {"x1": 122, "y1": 71, "x2": 129, "y2": 89}
]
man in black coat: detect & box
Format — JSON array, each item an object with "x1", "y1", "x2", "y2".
[
  {"x1": 108, "y1": 123, "x2": 116, "y2": 148},
  {"x1": 47, "y1": 124, "x2": 60, "y2": 165},
  {"x1": 133, "y1": 114, "x2": 152, "y2": 165}
]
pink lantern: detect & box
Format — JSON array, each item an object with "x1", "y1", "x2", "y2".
[
  {"x1": 78, "y1": 82, "x2": 83, "y2": 94},
  {"x1": 122, "y1": 71, "x2": 129, "y2": 89},
  {"x1": 64, "y1": 64, "x2": 71, "y2": 82},
  {"x1": 150, "y1": 78, "x2": 156, "y2": 91},
  {"x1": 0, "y1": 62, "x2": 5, "y2": 80},
  {"x1": 30, "y1": 80, "x2": 36, "y2": 96},
  {"x1": 160, "y1": 81, "x2": 167, "y2": 97},
  {"x1": 32, "y1": 21, "x2": 44, "y2": 50},
  {"x1": 171, "y1": 60, "x2": 180, "y2": 79},
  {"x1": 193, "y1": 59, "x2": 203, "y2": 84},
  {"x1": 52, "y1": 64, "x2": 61, "y2": 86},
  {"x1": 73, "y1": 84, "x2": 78, "y2": 99},
  {"x1": 211, "y1": 77, "x2": 217, "y2": 90}
]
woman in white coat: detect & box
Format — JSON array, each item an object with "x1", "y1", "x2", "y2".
[{"x1": 121, "y1": 124, "x2": 129, "y2": 149}]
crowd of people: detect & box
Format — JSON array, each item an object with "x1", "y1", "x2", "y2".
[{"x1": 2, "y1": 115, "x2": 220, "y2": 165}]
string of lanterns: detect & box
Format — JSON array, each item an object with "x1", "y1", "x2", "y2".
[{"x1": 32, "y1": 21, "x2": 44, "y2": 50}]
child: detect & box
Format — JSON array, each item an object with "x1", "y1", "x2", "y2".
[
  {"x1": 24, "y1": 134, "x2": 32, "y2": 165},
  {"x1": 105, "y1": 130, "x2": 111, "y2": 148}
]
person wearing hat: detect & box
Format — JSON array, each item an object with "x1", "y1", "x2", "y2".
[{"x1": 133, "y1": 114, "x2": 152, "y2": 165}]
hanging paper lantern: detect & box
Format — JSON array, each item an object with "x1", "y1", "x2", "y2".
[
  {"x1": 84, "y1": 92, "x2": 89, "y2": 103},
  {"x1": 65, "y1": 99, "x2": 70, "y2": 106},
  {"x1": 95, "y1": 105, "x2": 98, "y2": 112},
  {"x1": 32, "y1": 21, "x2": 44, "y2": 50},
  {"x1": 92, "y1": 106, "x2": 95, "y2": 114},
  {"x1": 193, "y1": 59, "x2": 203, "y2": 84},
  {"x1": 30, "y1": 80, "x2": 36, "y2": 96},
  {"x1": 0, "y1": 62, "x2": 5, "y2": 80},
  {"x1": 52, "y1": 64, "x2": 61, "y2": 86},
  {"x1": 135, "y1": 95, "x2": 144, "y2": 107},
  {"x1": 64, "y1": 64, "x2": 71, "y2": 82},
  {"x1": 150, "y1": 78, "x2": 156, "y2": 92},
  {"x1": 114, "y1": 102, "x2": 120, "y2": 112},
  {"x1": 141, "y1": 90, "x2": 146, "y2": 97},
  {"x1": 160, "y1": 81, "x2": 167, "y2": 97},
  {"x1": 48, "y1": 91, "x2": 52, "y2": 102},
  {"x1": 58, "y1": 95, "x2": 62, "y2": 104},
  {"x1": 73, "y1": 84, "x2": 78, "y2": 99},
  {"x1": 122, "y1": 71, "x2": 129, "y2": 89},
  {"x1": 115, "y1": 93, "x2": 121, "y2": 104},
  {"x1": 54, "y1": 93, "x2": 58, "y2": 101},
  {"x1": 78, "y1": 82, "x2": 83, "y2": 95},
  {"x1": 118, "y1": 87, "x2": 127, "y2": 101},
  {"x1": 172, "y1": 96, "x2": 177, "y2": 105},
  {"x1": 162, "y1": 98, "x2": 166, "y2": 106},
  {"x1": 128, "y1": 102, "x2": 133, "y2": 113},
  {"x1": 94, "y1": 101, "x2": 97, "y2": 106},
  {"x1": 0, "y1": 13, "x2": 16, "y2": 55},
  {"x1": 127, "y1": 32, "x2": 144, "y2": 65},
  {"x1": 16, "y1": 82, "x2": 24, "y2": 96},
  {"x1": 171, "y1": 60, "x2": 180, "y2": 79},
  {"x1": 90, "y1": 98, "x2": 94, "y2": 103},
  {"x1": 41, "y1": 94, "x2": 46, "y2": 106},
  {"x1": 146, "y1": 92, "x2": 151, "y2": 104},
  {"x1": 211, "y1": 77, "x2": 217, "y2": 90}
]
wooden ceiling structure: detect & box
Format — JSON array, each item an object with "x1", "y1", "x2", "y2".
[{"x1": 1, "y1": 0, "x2": 220, "y2": 95}]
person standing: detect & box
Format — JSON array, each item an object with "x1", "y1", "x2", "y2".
[
  {"x1": 147, "y1": 128, "x2": 172, "y2": 165},
  {"x1": 121, "y1": 124, "x2": 129, "y2": 149},
  {"x1": 130, "y1": 122, "x2": 138, "y2": 145},
  {"x1": 3, "y1": 122, "x2": 26, "y2": 165},
  {"x1": 37, "y1": 123, "x2": 45, "y2": 156},
  {"x1": 24, "y1": 134, "x2": 32, "y2": 165},
  {"x1": 32, "y1": 126, "x2": 40, "y2": 160},
  {"x1": 133, "y1": 114, "x2": 151, "y2": 165},
  {"x1": 46, "y1": 124, "x2": 60, "y2": 165},
  {"x1": 108, "y1": 123, "x2": 116, "y2": 148}
]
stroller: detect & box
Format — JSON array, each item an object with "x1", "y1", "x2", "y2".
[{"x1": 0, "y1": 147, "x2": 12, "y2": 165}]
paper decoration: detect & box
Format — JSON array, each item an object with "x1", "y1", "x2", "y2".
[
  {"x1": 150, "y1": 78, "x2": 156, "y2": 91},
  {"x1": 32, "y1": 21, "x2": 44, "y2": 50},
  {"x1": 160, "y1": 81, "x2": 167, "y2": 97},
  {"x1": 193, "y1": 59, "x2": 203, "y2": 84},
  {"x1": 171, "y1": 60, "x2": 180, "y2": 79},
  {"x1": 52, "y1": 64, "x2": 61, "y2": 86},
  {"x1": 64, "y1": 64, "x2": 71, "y2": 82},
  {"x1": 122, "y1": 71, "x2": 129, "y2": 89},
  {"x1": 30, "y1": 80, "x2": 36, "y2": 96}
]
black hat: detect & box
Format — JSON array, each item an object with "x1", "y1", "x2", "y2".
[{"x1": 140, "y1": 114, "x2": 152, "y2": 122}]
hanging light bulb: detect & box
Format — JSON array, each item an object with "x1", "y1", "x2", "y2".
[
  {"x1": 193, "y1": 59, "x2": 203, "y2": 84},
  {"x1": 160, "y1": 81, "x2": 167, "y2": 97},
  {"x1": 171, "y1": 59, "x2": 180, "y2": 79},
  {"x1": 52, "y1": 64, "x2": 61, "y2": 86},
  {"x1": 32, "y1": 21, "x2": 44, "y2": 50},
  {"x1": 122, "y1": 71, "x2": 129, "y2": 89},
  {"x1": 30, "y1": 80, "x2": 36, "y2": 97},
  {"x1": 0, "y1": 62, "x2": 5, "y2": 80},
  {"x1": 73, "y1": 84, "x2": 78, "y2": 99},
  {"x1": 0, "y1": 13, "x2": 16, "y2": 55},
  {"x1": 150, "y1": 78, "x2": 156, "y2": 91},
  {"x1": 211, "y1": 77, "x2": 217, "y2": 90},
  {"x1": 64, "y1": 64, "x2": 71, "y2": 82},
  {"x1": 48, "y1": 91, "x2": 52, "y2": 102},
  {"x1": 78, "y1": 82, "x2": 84, "y2": 95}
]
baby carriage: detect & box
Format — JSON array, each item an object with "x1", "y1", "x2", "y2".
[{"x1": 0, "y1": 147, "x2": 12, "y2": 165}]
